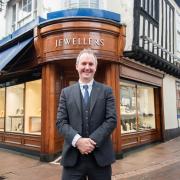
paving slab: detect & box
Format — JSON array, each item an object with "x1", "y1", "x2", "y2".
[{"x1": 0, "y1": 137, "x2": 180, "y2": 179}]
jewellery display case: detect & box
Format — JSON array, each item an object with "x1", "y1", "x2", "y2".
[
  {"x1": 0, "y1": 117, "x2": 4, "y2": 130},
  {"x1": 7, "y1": 115, "x2": 24, "y2": 132}
]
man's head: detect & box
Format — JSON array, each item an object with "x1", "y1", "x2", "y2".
[{"x1": 76, "y1": 49, "x2": 97, "y2": 83}]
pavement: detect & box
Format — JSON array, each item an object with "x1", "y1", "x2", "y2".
[{"x1": 1, "y1": 136, "x2": 180, "y2": 180}]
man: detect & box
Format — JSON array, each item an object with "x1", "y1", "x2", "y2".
[{"x1": 56, "y1": 49, "x2": 117, "y2": 180}]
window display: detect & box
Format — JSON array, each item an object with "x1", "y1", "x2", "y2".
[
  {"x1": 120, "y1": 82, "x2": 137, "y2": 133},
  {"x1": 5, "y1": 84, "x2": 24, "y2": 133},
  {"x1": 0, "y1": 79, "x2": 41, "y2": 134},
  {"x1": 25, "y1": 80, "x2": 41, "y2": 135},
  {"x1": 137, "y1": 86, "x2": 155, "y2": 130},
  {"x1": 120, "y1": 81, "x2": 156, "y2": 134},
  {"x1": 0, "y1": 88, "x2": 5, "y2": 131}
]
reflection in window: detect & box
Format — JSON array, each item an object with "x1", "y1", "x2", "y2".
[
  {"x1": 120, "y1": 82, "x2": 137, "y2": 133},
  {"x1": 0, "y1": 87, "x2": 5, "y2": 131},
  {"x1": 137, "y1": 86, "x2": 155, "y2": 130},
  {"x1": 25, "y1": 80, "x2": 41, "y2": 135},
  {"x1": 120, "y1": 81, "x2": 156, "y2": 134},
  {"x1": 6, "y1": 84, "x2": 24, "y2": 133}
]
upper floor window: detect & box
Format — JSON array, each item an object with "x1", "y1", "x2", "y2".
[
  {"x1": 63, "y1": 0, "x2": 100, "y2": 9},
  {"x1": 11, "y1": 0, "x2": 37, "y2": 32},
  {"x1": 19, "y1": 0, "x2": 32, "y2": 18},
  {"x1": 176, "y1": 13, "x2": 180, "y2": 52},
  {"x1": 140, "y1": 0, "x2": 158, "y2": 21}
]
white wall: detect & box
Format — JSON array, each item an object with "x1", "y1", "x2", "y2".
[
  {"x1": 44, "y1": 0, "x2": 134, "y2": 51},
  {"x1": 0, "y1": 11, "x2": 6, "y2": 39},
  {"x1": 163, "y1": 75, "x2": 178, "y2": 129},
  {"x1": 38, "y1": 0, "x2": 61, "y2": 19},
  {"x1": 105, "y1": 0, "x2": 134, "y2": 51}
]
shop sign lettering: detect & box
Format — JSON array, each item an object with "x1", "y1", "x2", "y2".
[{"x1": 55, "y1": 37, "x2": 104, "y2": 47}]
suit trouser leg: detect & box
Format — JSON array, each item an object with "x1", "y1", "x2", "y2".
[
  {"x1": 61, "y1": 158, "x2": 87, "y2": 180},
  {"x1": 61, "y1": 155, "x2": 112, "y2": 180},
  {"x1": 86, "y1": 157, "x2": 112, "y2": 180},
  {"x1": 62, "y1": 167, "x2": 87, "y2": 180}
]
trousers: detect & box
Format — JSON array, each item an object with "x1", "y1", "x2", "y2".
[{"x1": 61, "y1": 154, "x2": 112, "y2": 180}]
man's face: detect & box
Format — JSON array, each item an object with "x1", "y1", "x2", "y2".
[{"x1": 76, "y1": 54, "x2": 97, "y2": 83}]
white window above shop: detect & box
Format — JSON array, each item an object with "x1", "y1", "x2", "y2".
[
  {"x1": 63, "y1": 0, "x2": 101, "y2": 9},
  {"x1": 10, "y1": 0, "x2": 37, "y2": 32}
]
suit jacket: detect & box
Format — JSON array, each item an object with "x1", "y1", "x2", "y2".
[{"x1": 56, "y1": 81, "x2": 117, "y2": 167}]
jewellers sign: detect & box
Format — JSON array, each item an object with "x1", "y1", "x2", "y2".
[{"x1": 55, "y1": 37, "x2": 104, "y2": 47}]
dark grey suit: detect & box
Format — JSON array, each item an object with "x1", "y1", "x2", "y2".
[{"x1": 56, "y1": 81, "x2": 117, "y2": 175}]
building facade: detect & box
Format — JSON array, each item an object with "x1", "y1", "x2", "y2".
[{"x1": 0, "y1": 0, "x2": 179, "y2": 161}]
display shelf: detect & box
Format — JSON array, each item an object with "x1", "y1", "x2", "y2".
[
  {"x1": 8, "y1": 115, "x2": 24, "y2": 132},
  {"x1": 29, "y1": 116, "x2": 41, "y2": 132}
]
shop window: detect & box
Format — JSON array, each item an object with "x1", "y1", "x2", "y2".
[
  {"x1": 12, "y1": 4, "x2": 16, "y2": 32},
  {"x1": 176, "y1": 82, "x2": 180, "y2": 127},
  {"x1": 120, "y1": 82, "x2": 137, "y2": 133},
  {"x1": 5, "y1": 84, "x2": 24, "y2": 133},
  {"x1": 0, "y1": 87, "x2": 5, "y2": 131},
  {"x1": 25, "y1": 80, "x2": 41, "y2": 135},
  {"x1": 120, "y1": 81, "x2": 156, "y2": 134},
  {"x1": 137, "y1": 86, "x2": 155, "y2": 131}
]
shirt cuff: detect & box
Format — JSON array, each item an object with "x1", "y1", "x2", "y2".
[{"x1": 72, "y1": 134, "x2": 81, "y2": 147}]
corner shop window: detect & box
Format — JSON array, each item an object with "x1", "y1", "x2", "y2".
[
  {"x1": 120, "y1": 81, "x2": 156, "y2": 134},
  {"x1": 0, "y1": 87, "x2": 5, "y2": 131}
]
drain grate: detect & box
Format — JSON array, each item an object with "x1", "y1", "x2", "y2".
[{"x1": 0, "y1": 176, "x2": 6, "y2": 180}]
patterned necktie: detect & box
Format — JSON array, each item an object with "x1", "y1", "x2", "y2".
[{"x1": 83, "y1": 85, "x2": 89, "y2": 105}]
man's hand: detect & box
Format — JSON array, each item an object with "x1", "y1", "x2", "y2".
[{"x1": 76, "y1": 138, "x2": 96, "y2": 154}]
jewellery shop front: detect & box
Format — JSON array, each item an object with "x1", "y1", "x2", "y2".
[{"x1": 0, "y1": 13, "x2": 163, "y2": 161}]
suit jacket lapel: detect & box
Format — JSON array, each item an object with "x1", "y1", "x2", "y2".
[
  {"x1": 90, "y1": 81, "x2": 100, "y2": 114},
  {"x1": 73, "y1": 83, "x2": 82, "y2": 114}
]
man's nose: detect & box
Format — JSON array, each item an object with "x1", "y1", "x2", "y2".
[{"x1": 85, "y1": 64, "x2": 90, "y2": 69}]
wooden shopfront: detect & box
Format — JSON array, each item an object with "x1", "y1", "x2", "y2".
[
  {"x1": 0, "y1": 13, "x2": 164, "y2": 161},
  {"x1": 34, "y1": 16, "x2": 126, "y2": 161}
]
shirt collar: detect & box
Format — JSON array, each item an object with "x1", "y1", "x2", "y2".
[{"x1": 79, "y1": 79, "x2": 94, "y2": 87}]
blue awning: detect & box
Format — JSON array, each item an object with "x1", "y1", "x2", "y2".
[{"x1": 0, "y1": 38, "x2": 33, "y2": 71}]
